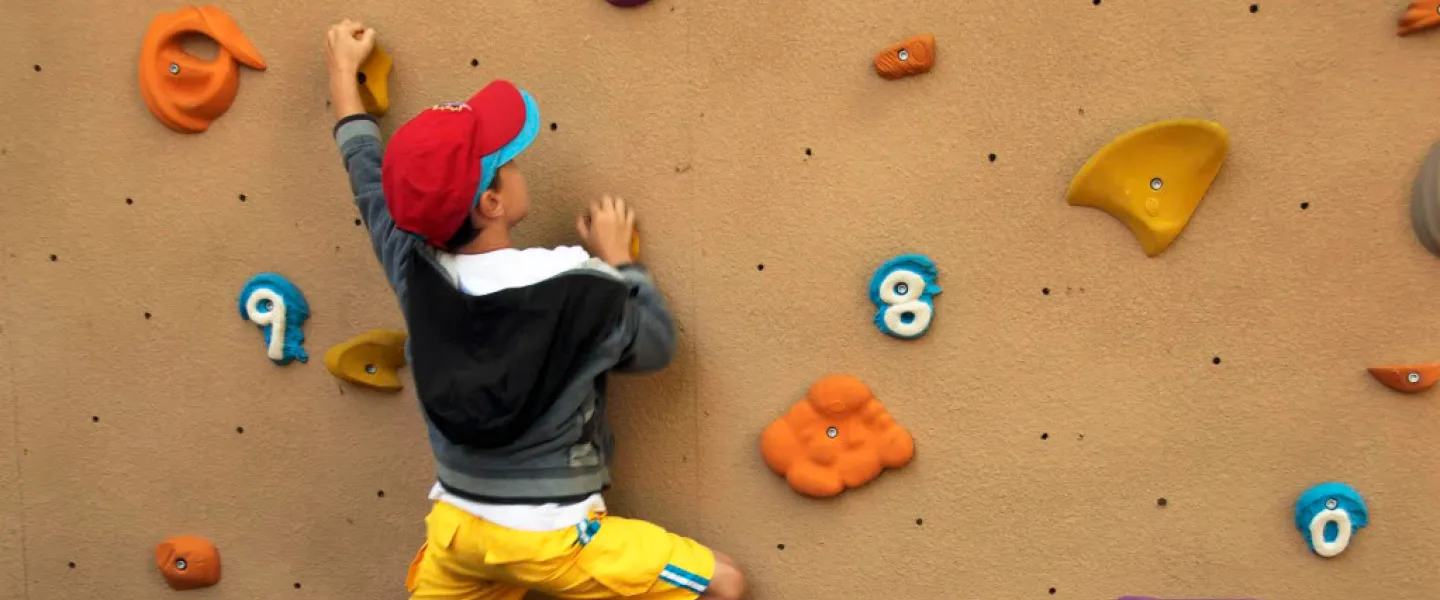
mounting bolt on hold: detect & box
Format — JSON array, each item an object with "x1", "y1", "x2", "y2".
[
  {"x1": 826, "y1": 426, "x2": 838, "y2": 438},
  {"x1": 1408, "y1": 371, "x2": 1421, "y2": 384},
  {"x1": 365, "y1": 364, "x2": 378, "y2": 375},
  {"x1": 168, "y1": 62, "x2": 180, "y2": 75},
  {"x1": 175, "y1": 559, "x2": 187, "y2": 570},
  {"x1": 1150, "y1": 177, "x2": 1163, "y2": 191},
  {"x1": 897, "y1": 49, "x2": 910, "y2": 61}
]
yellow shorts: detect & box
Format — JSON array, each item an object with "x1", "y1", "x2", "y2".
[{"x1": 406, "y1": 500, "x2": 716, "y2": 600}]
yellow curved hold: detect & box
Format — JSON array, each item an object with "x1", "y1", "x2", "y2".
[
  {"x1": 324, "y1": 329, "x2": 408, "y2": 391},
  {"x1": 358, "y1": 44, "x2": 392, "y2": 117},
  {"x1": 1066, "y1": 119, "x2": 1229, "y2": 257}
]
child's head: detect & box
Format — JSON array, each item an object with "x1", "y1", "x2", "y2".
[{"x1": 381, "y1": 80, "x2": 540, "y2": 251}]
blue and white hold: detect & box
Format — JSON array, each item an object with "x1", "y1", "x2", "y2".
[
  {"x1": 1294, "y1": 482, "x2": 1367, "y2": 558},
  {"x1": 868, "y1": 254, "x2": 942, "y2": 340},
  {"x1": 238, "y1": 273, "x2": 311, "y2": 365}
]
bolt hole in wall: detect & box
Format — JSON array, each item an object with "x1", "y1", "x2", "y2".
[
  {"x1": 1250, "y1": 3, "x2": 1260, "y2": 12},
  {"x1": 49, "y1": 254, "x2": 57, "y2": 262},
  {"x1": 1042, "y1": 287, "x2": 1050, "y2": 295},
  {"x1": 354, "y1": 218, "x2": 362, "y2": 226},
  {"x1": 236, "y1": 426, "x2": 244, "y2": 434},
  {"x1": 1157, "y1": 497, "x2": 1168, "y2": 507},
  {"x1": 776, "y1": 543, "x2": 785, "y2": 551},
  {"x1": 33, "y1": 64, "x2": 41, "y2": 72},
  {"x1": 804, "y1": 148, "x2": 812, "y2": 157},
  {"x1": 470, "y1": 58, "x2": 479, "y2": 67},
  {"x1": 377, "y1": 490, "x2": 385, "y2": 498},
  {"x1": 914, "y1": 518, "x2": 923, "y2": 526},
  {"x1": 239, "y1": 194, "x2": 247, "y2": 203},
  {"x1": 1212, "y1": 356, "x2": 1222, "y2": 365},
  {"x1": 1300, "y1": 201, "x2": 1310, "y2": 210},
  {"x1": 125, "y1": 197, "x2": 134, "y2": 205},
  {"x1": 144, "y1": 312, "x2": 152, "y2": 319},
  {"x1": 1041, "y1": 432, "x2": 1049, "y2": 440},
  {"x1": 1091, "y1": 0, "x2": 1100, "y2": 5},
  {"x1": 550, "y1": 122, "x2": 558, "y2": 131},
  {"x1": 1049, "y1": 588, "x2": 1057, "y2": 595},
  {"x1": 988, "y1": 153, "x2": 997, "y2": 162},
  {"x1": 294, "y1": 582, "x2": 302, "y2": 589},
  {"x1": 756, "y1": 264, "x2": 765, "y2": 271},
  {"x1": 91, "y1": 416, "x2": 98, "y2": 423},
  {"x1": 67, "y1": 562, "x2": 75, "y2": 569}
]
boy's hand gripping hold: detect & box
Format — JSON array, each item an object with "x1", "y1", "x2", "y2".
[
  {"x1": 324, "y1": 19, "x2": 375, "y2": 120},
  {"x1": 577, "y1": 195, "x2": 637, "y2": 267}
]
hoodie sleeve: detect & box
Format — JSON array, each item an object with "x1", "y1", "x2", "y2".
[
  {"x1": 609, "y1": 264, "x2": 678, "y2": 373},
  {"x1": 334, "y1": 115, "x2": 418, "y2": 300}
]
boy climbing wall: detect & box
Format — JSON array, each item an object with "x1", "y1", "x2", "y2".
[{"x1": 323, "y1": 19, "x2": 747, "y2": 600}]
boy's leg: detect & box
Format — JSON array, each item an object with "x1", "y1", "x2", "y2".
[
  {"x1": 405, "y1": 503, "x2": 527, "y2": 600},
  {"x1": 526, "y1": 515, "x2": 746, "y2": 600}
]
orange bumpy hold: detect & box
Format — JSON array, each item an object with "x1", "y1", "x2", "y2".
[
  {"x1": 154, "y1": 536, "x2": 222, "y2": 590},
  {"x1": 139, "y1": 5, "x2": 267, "y2": 133},
  {"x1": 761, "y1": 375, "x2": 915, "y2": 497},
  {"x1": 874, "y1": 33, "x2": 935, "y2": 80},
  {"x1": 1398, "y1": 0, "x2": 1440, "y2": 36}
]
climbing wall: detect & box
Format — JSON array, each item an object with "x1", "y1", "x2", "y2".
[{"x1": 5, "y1": 0, "x2": 1440, "y2": 598}]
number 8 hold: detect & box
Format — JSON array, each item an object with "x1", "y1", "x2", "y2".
[
  {"x1": 238, "y1": 272, "x2": 311, "y2": 365},
  {"x1": 868, "y1": 254, "x2": 942, "y2": 340}
]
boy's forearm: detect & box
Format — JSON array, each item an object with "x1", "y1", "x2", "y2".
[{"x1": 330, "y1": 69, "x2": 366, "y2": 121}]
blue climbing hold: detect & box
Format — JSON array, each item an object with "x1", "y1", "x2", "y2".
[
  {"x1": 1294, "y1": 482, "x2": 1367, "y2": 558},
  {"x1": 238, "y1": 273, "x2": 310, "y2": 365},
  {"x1": 868, "y1": 254, "x2": 942, "y2": 340}
]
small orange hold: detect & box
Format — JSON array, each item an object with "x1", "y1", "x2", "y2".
[
  {"x1": 154, "y1": 536, "x2": 221, "y2": 590},
  {"x1": 760, "y1": 375, "x2": 915, "y2": 498},
  {"x1": 874, "y1": 33, "x2": 935, "y2": 80},
  {"x1": 1398, "y1": 0, "x2": 1440, "y2": 36},
  {"x1": 139, "y1": 5, "x2": 267, "y2": 133},
  {"x1": 1367, "y1": 362, "x2": 1440, "y2": 393}
]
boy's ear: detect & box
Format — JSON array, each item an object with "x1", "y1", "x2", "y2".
[{"x1": 477, "y1": 189, "x2": 505, "y2": 221}]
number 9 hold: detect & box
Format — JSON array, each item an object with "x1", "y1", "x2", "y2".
[{"x1": 238, "y1": 272, "x2": 311, "y2": 365}]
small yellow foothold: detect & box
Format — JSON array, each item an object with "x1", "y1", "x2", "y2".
[
  {"x1": 630, "y1": 229, "x2": 641, "y2": 261},
  {"x1": 324, "y1": 329, "x2": 408, "y2": 391},
  {"x1": 358, "y1": 44, "x2": 393, "y2": 117},
  {"x1": 1066, "y1": 119, "x2": 1229, "y2": 257}
]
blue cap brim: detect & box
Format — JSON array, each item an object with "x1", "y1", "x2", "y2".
[{"x1": 475, "y1": 90, "x2": 541, "y2": 204}]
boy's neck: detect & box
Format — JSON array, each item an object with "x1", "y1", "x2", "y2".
[{"x1": 451, "y1": 226, "x2": 513, "y2": 255}]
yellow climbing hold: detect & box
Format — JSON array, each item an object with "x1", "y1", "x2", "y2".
[
  {"x1": 324, "y1": 329, "x2": 408, "y2": 392},
  {"x1": 358, "y1": 44, "x2": 393, "y2": 117},
  {"x1": 1066, "y1": 119, "x2": 1229, "y2": 257}
]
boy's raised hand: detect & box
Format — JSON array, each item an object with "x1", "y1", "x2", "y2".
[
  {"x1": 325, "y1": 19, "x2": 375, "y2": 74},
  {"x1": 324, "y1": 19, "x2": 375, "y2": 120},
  {"x1": 577, "y1": 195, "x2": 636, "y2": 267}
]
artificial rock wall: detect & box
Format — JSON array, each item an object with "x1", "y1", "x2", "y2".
[{"x1": 4, "y1": 0, "x2": 1440, "y2": 599}]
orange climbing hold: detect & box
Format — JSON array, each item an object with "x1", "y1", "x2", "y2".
[
  {"x1": 760, "y1": 375, "x2": 915, "y2": 498},
  {"x1": 139, "y1": 5, "x2": 267, "y2": 133},
  {"x1": 874, "y1": 33, "x2": 935, "y2": 80},
  {"x1": 1367, "y1": 362, "x2": 1440, "y2": 393},
  {"x1": 154, "y1": 536, "x2": 221, "y2": 590},
  {"x1": 1398, "y1": 0, "x2": 1440, "y2": 36}
]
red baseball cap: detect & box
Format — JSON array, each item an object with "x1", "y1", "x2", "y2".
[{"x1": 381, "y1": 80, "x2": 541, "y2": 246}]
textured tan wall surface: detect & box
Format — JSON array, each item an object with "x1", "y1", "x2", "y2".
[{"x1": 4, "y1": 0, "x2": 1440, "y2": 599}]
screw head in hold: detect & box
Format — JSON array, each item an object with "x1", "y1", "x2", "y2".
[
  {"x1": 1407, "y1": 371, "x2": 1421, "y2": 384},
  {"x1": 826, "y1": 426, "x2": 838, "y2": 438},
  {"x1": 365, "y1": 364, "x2": 378, "y2": 375},
  {"x1": 175, "y1": 558, "x2": 187, "y2": 570},
  {"x1": 897, "y1": 49, "x2": 910, "y2": 62},
  {"x1": 894, "y1": 282, "x2": 909, "y2": 295},
  {"x1": 168, "y1": 63, "x2": 180, "y2": 75},
  {"x1": 1325, "y1": 498, "x2": 1338, "y2": 510},
  {"x1": 1149, "y1": 177, "x2": 1163, "y2": 191}
]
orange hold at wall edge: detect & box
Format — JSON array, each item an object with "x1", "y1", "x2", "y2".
[
  {"x1": 154, "y1": 535, "x2": 221, "y2": 590},
  {"x1": 1397, "y1": 0, "x2": 1440, "y2": 36},
  {"x1": 760, "y1": 375, "x2": 915, "y2": 498},
  {"x1": 139, "y1": 5, "x2": 267, "y2": 133}
]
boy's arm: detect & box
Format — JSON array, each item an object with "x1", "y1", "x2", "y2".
[
  {"x1": 610, "y1": 264, "x2": 678, "y2": 373},
  {"x1": 327, "y1": 22, "x2": 416, "y2": 296},
  {"x1": 335, "y1": 115, "x2": 415, "y2": 295}
]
